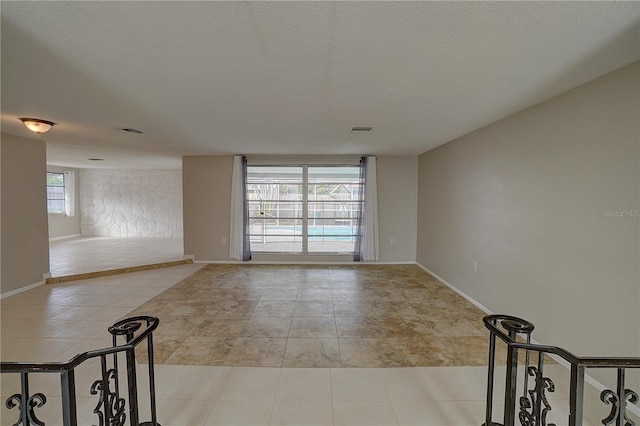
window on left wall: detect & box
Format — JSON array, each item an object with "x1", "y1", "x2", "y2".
[{"x1": 46, "y1": 172, "x2": 65, "y2": 213}]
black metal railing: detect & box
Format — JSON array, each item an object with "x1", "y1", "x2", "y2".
[
  {"x1": 1, "y1": 315, "x2": 161, "y2": 426},
  {"x1": 483, "y1": 314, "x2": 640, "y2": 426}
]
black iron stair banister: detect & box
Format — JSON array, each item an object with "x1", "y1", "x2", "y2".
[
  {"x1": 483, "y1": 314, "x2": 640, "y2": 426},
  {"x1": 1, "y1": 315, "x2": 161, "y2": 426}
]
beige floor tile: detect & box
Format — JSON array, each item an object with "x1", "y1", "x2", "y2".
[
  {"x1": 333, "y1": 402, "x2": 398, "y2": 426},
  {"x1": 425, "y1": 367, "x2": 493, "y2": 401},
  {"x1": 215, "y1": 300, "x2": 260, "y2": 318},
  {"x1": 163, "y1": 336, "x2": 235, "y2": 366},
  {"x1": 336, "y1": 318, "x2": 388, "y2": 338},
  {"x1": 0, "y1": 304, "x2": 69, "y2": 320},
  {"x1": 218, "y1": 367, "x2": 281, "y2": 402},
  {"x1": 204, "y1": 400, "x2": 273, "y2": 426},
  {"x1": 223, "y1": 338, "x2": 287, "y2": 367},
  {"x1": 80, "y1": 294, "x2": 136, "y2": 307},
  {"x1": 282, "y1": 339, "x2": 341, "y2": 368},
  {"x1": 50, "y1": 306, "x2": 105, "y2": 321},
  {"x1": 1, "y1": 293, "x2": 66, "y2": 306},
  {"x1": 270, "y1": 401, "x2": 334, "y2": 426},
  {"x1": 157, "y1": 365, "x2": 231, "y2": 400},
  {"x1": 261, "y1": 289, "x2": 299, "y2": 301},
  {"x1": 275, "y1": 368, "x2": 332, "y2": 402},
  {"x1": 1, "y1": 319, "x2": 77, "y2": 338},
  {"x1": 89, "y1": 306, "x2": 135, "y2": 322},
  {"x1": 128, "y1": 287, "x2": 167, "y2": 298},
  {"x1": 192, "y1": 317, "x2": 249, "y2": 338},
  {"x1": 331, "y1": 368, "x2": 389, "y2": 402},
  {"x1": 288, "y1": 318, "x2": 337, "y2": 338},
  {"x1": 338, "y1": 338, "x2": 407, "y2": 367},
  {"x1": 154, "y1": 315, "x2": 207, "y2": 338},
  {"x1": 3, "y1": 337, "x2": 90, "y2": 363},
  {"x1": 154, "y1": 398, "x2": 215, "y2": 426},
  {"x1": 1, "y1": 337, "x2": 41, "y2": 361},
  {"x1": 253, "y1": 301, "x2": 296, "y2": 317},
  {"x1": 293, "y1": 301, "x2": 335, "y2": 317},
  {"x1": 241, "y1": 317, "x2": 292, "y2": 338},
  {"x1": 50, "y1": 320, "x2": 111, "y2": 339},
  {"x1": 381, "y1": 368, "x2": 449, "y2": 402},
  {"x1": 296, "y1": 289, "x2": 333, "y2": 301},
  {"x1": 52, "y1": 294, "x2": 100, "y2": 306},
  {"x1": 392, "y1": 401, "x2": 467, "y2": 426}
]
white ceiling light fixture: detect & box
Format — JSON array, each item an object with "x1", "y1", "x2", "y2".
[{"x1": 20, "y1": 118, "x2": 55, "y2": 134}]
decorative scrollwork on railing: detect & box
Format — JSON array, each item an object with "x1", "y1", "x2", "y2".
[
  {"x1": 90, "y1": 368, "x2": 126, "y2": 426},
  {"x1": 518, "y1": 366, "x2": 556, "y2": 426},
  {"x1": 5, "y1": 392, "x2": 46, "y2": 426},
  {"x1": 519, "y1": 393, "x2": 534, "y2": 426},
  {"x1": 601, "y1": 388, "x2": 638, "y2": 426}
]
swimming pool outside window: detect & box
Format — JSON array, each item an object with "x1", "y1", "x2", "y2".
[{"x1": 246, "y1": 165, "x2": 362, "y2": 253}]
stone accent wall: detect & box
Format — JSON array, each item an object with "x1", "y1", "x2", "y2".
[{"x1": 80, "y1": 169, "x2": 183, "y2": 237}]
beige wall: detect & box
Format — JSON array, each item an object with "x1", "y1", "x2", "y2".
[
  {"x1": 183, "y1": 155, "x2": 233, "y2": 261},
  {"x1": 377, "y1": 156, "x2": 418, "y2": 262},
  {"x1": 1, "y1": 133, "x2": 50, "y2": 294},
  {"x1": 183, "y1": 155, "x2": 418, "y2": 263},
  {"x1": 417, "y1": 62, "x2": 639, "y2": 362},
  {"x1": 47, "y1": 165, "x2": 81, "y2": 238}
]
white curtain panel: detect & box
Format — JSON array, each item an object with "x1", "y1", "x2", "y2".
[
  {"x1": 363, "y1": 156, "x2": 379, "y2": 261},
  {"x1": 229, "y1": 156, "x2": 244, "y2": 260},
  {"x1": 63, "y1": 171, "x2": 75, "y2": 217}
]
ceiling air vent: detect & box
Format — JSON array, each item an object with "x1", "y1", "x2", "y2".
[
  {"x1": 351, "y1": 127, "x2": 372, "y2": 132},
  {"x1": 119, "y1": 128, "x2": 144, "y2": 134}
]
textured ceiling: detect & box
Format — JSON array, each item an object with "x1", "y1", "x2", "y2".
[{"x1": 2, "y1": 1, "x2": 639, "y2": 169}]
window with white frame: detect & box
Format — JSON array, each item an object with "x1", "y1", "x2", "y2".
[
  {"x1": 246, "y1": 164, "x2": 362, "y2": 253},
  {"x1": 46, "y1": 172, "x2": 65, "y2": 214}
]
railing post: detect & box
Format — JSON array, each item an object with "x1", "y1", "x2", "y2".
[
  {"x1": 61, "y1": 369, "x2": 77, "y2": 426},
  {"x1": 568, "y1": 364, "x2": 584, "y2": 426},
  {"x1": 482, "y1": 321, "x2": 498, "y2": 426},
  {"x1": 534, "y1": 352, "x2": 544, "y2": 426},
  {"x1": 147, "y1": 332, "x2": 160, "y2": 426},
  {"x1": 19, "y1": 372, "x2": 30, "y2": 425},
  {"x1": 126, "y1": 347, "x2": 140, "y2": 426},
  {"x1": 615, "y1": 368, "x2": 625, "y2": 426},
  {"x1": 484, "y1": 324, "x2": 497, "y2": 426},
  {"x1": 503, "y1": 338, "x2": 519, "y2": 426}
]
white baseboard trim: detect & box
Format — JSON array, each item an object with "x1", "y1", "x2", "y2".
[
  {"x1": 183, "y1": 254, "x2": 195, "y2": 261},
  {"x1": 415, "y1": 262, "x2": 493, "y2": 314},
  {"x1": 415, "y1": 261, "x2": 640, "y2": 418},
  {"x1": 48, "y1": 233, "x2": 81, "y2": 242},
  {"x1": 195, "y1": 260, "x2": 417, "y2": 265},
  {"x1": 0, "y1": 280, "x2": 45, "y2": 299}
]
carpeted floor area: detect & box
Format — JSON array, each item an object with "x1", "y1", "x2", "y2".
[{"x1": 129, "y1": 264, "x2": 505, "y2": 367}]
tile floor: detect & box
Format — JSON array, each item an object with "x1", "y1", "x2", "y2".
[
  {"x1": 128, "y1": 264, "x2": 494, "y2": 368},
  {"x1": 48, "y1": 236, "x2": 184, "y2": 277},
  {"x1": 0, "y1": 264, "x2": 631, "y2": 425}
]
